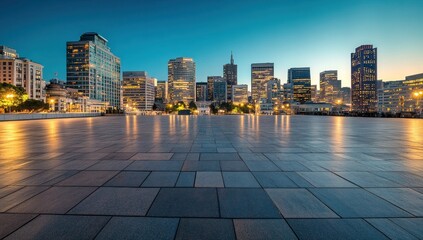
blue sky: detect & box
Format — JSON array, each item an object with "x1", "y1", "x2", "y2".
[{"x1": 1, "y1": 0, "x2": 422, "y2": 88}]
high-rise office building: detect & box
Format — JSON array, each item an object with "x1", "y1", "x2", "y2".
[
  {"x1": 351, "y1": 45, "x2": 377, "y2": 113},
  {"x1": 251, "y1": 63, "x2": 274, "y2": 102},
  {"x1": 155, "y1": 80, "x2": 168, "y2": 102},
  {"x1": 0, "y1": 46, "x2": 45, "y2": 101},
  {"x1": 232, "y1": 85, "x2": 248, "y2": 104},
  {"x1": 320, "y1": 70, "x2": 341, "y2": 103},
  {"x1": 207, "y1": 76, "x2": 223, "y2": 101},
  {"x1": 196, "y1": 82, "x2": 208, "y2": 102},
  {"x1": 266, "y1": 78, "x2": 281, "y2": 104},
  {"x1": 168, "y1": 57, "x2": 196, "y2": 104},
  {"x1": 288, "y1": 67, "x2": 311, "y2": 103},
  {"x1": 223, "y1": 52, "x2": 237, "y2": 101},
  {"x1": 310, "y1": 85, "x2": 318, "y2": 102},
  {"x1": 67, "y1": 32, "x2": 121, "y2": 109},
  {"x1": 122, "y1": 71, "x2": 155, "y2": 111},
  {"x1": 213, "y1": 78, "x2": 227, "y2": 103},
  {"x1": 340, "y1": 87, "x2": 351, "y2": 105}
]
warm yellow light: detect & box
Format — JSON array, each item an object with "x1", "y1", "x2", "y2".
[
  {"x1": 415, "y1": 92, "x2": 420, "y2": 97},
  {"x1": 50, "y1": 99, "x2": 55, "y2": 103},
  {"x1": 6, "y1": 94, "x2": 14, "y2": 98},
  {"x1": 282, "y1": 105, "x2": 285, "y2": 109}
]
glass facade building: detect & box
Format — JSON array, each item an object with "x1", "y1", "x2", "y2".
[
  {"x1": 155, "y1": 80, "x2": 168, "y2": 102},
  {"x1": 66, "y1": 32, "x2": 121, "y2": 110},
  {"x1": 288, "y1": 67, "x2": 311, "y2": 103},
  {"x1": 251, "y1": 63, "x2": 274, "y2": 103},
  {"x1": 232, "y1": 84, "x2": 248, "y2": 104},
  {"x1": 207, "y1": 76, "x2": 223, "y2": 101},
  {"x1": 196, "y1": 82, "x2": 208, "y2": 102},
  {"x1": 168, "y1": 57, "x2": 196, "y2": 104},
  {"x1": 213, "y1": 78, "x2": 227, "y2": 103},
  {"x1": 351, "y1": 45, "x2": 377, "y2": 113},
  {"x1": 223, "y1": 52, "x2": 237, "y2": 101},
  {"x1": 320, "y1": 70, "x2": 341, "y2": 103},
  {"x1": 122, "y1": 71, "x2": 155, "y2": 111}
]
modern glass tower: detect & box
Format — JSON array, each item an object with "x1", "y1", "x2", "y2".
[
  {"x1": 251, "y1": 63, "x2": 274, "y2": 103},
  {"x1": 320, "y1": 70, "x2": 341, "y2": 103},
  {"x1": 66, "y1": 33, "x2": 121, "y2": 110},
  {"x1": 351, "y1": 45, "x2": 377, "y2": 113},
  {"x1": 288, "y1": 67, "x2": 311, "y2": 103},
  {"x1": 196, "y1": 82, "x2": 208, "y2": 102},
  {"x1": 122, "y1": 71, "x2": 155, "y2": 111},
  {"x1": 223, "y1": 52, "x2": 237, "y2": 101},
  {"x1": 168, "y1": 57, "x2": 196, "y2": 104},
  {"x1": 213, "y1": 78, "x2": 227, "y2": 103}
]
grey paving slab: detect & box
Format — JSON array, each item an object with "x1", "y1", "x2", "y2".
[
  {"x1": 244, "y1": 160, "x2": 280, "y2": 171},
  {"x1": 96, "y1": 217, "x2": 179, "y2": 240},
  {"x1": 239, "y1": 153, "x2": 270, "y2": 161},
  {"x1": 310, "y1": 188, "x2": 412, "y2": 218},
  {"x1": 287, "y1": 219, "x2": 389, "y2": 240},
  {"x1": 130, "y1": 153, "x2": 173, "y2": 161},
  {"x1": 222, "y1": 172, "x2": 261, "y2": 188},
  {"x1": 335, "y1": 172, "x2": 403, "y2": 187},
  {"x1": 142, "y1": 172, "x2": 179, "y2": 187},
  {"x1": 284, "y1": 172, "x2": 314, "y2": 187},
  {"x1": 52, "y1": 160, "x2": 99, "y2": 170},
  {"x1": 200, "y1": 153, "x2": 241, "y2": 161},
  {"x1": 104, "y1": 171, "x2": 150, "y2": 187},
  {"x1": 69, "y1": 187, "x2": 159, "y2": 216},
  {"x1": 234, "y1": 219, "x2": 298, "y2": 240},
  {"x1": 17, "y1": 170, "x2": 78, "y2": 186},
  {"x1": 0, "y1": 186, "x2": 49, "y2": 212},
  {"x1": 195, "y1": 172, "x2": 224, "y2": 187},
  {"x1": 390, "y1": 218, "x2": 423, "y2": 239},
  {"x1": 86, "y1": 160, "x2": 133, "y2": 170},
  {"x1": 266, "y1": 188, "x2": 338, "y2": 218},
  {"x1": 0, "y1": 170, "x2": 44, "y2": 186},
  {"x1": 0, "y1": 213, "x2": 37, "y2": 239},
  {"x1": 0, "y1": 186, "x2": 22, "y2": 198},
  {"x1": 126, "y1": 160, "x2": 184, "y2": 171},
  {"x1": 5, "y1": 215, "x2": 110, "y2": 240},
  {"x1": 220, "y1": 161, "x2": 249, "y2": 171},
  {"x1": 253, "y1": 172, "x2": 297, "y2": 188},
  {"x1": 366, "y1": 218, "x2": 419, "y2": 240},
  {"x1": 100, "y1": 152, "x2": 137, "y2": 160},
  {"x1": 56, "y1": 170, "x2": 118, "y2": 186},
  {"x1": 176, "y1": 172, "x2": 195, "y2": 187},
  {"x1": 273, "y1": 161, "x2": 311, "y2": 171},
  {"x1": 372, "y1": 171, "x2": 423, "y2": 187},
  {"x1": 182, "y1": 160, "x2": 220, "y2": 171},
  {"x1": 218, "y1": 188, "x2": 281, "y2": 218},
  {"x1": 175, "y1": 218, "x2": 235, "y2": 240},
  {"x1": 366, "y1": 188, "x2": 423, "y2": 216},
  {"x1": 297, "y1": 172, "x2": 357, "y2": 187},
  {"x1": 9, "y1": 186, "x2": 96, "y2": 214},
  {"x1": 148, "y1": 188, "x2": 219, "y2": 217}
]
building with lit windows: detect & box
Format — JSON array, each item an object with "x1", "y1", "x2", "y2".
[
  {"x1": 223, "y1": 52, "x2": 237, "y2": 101},
  {"x1": 207, "y1": 76, "x2": 223, "y2": 101},
  {"x1": 0, "y1": 46, "x2": 45, "y2": 101},
  {"x1": 320, "y1": 70, "x2": 341, "y2": 103},
  {"x1": 196, "y1": 82, "x2": 208, "y2": 102},
  {"x1": 251, "y1": 63, "x2": 274, "y2": 103},
  {"x1": 66, "y1": 33, "x2": 121, "y2": 110},
  {"x1": 122, "y1": 71, "x2": 155, "y2": 111},
  {"x1": 351, "y1": 45, "x2": 377, "y2": 113},
  {"x1": 168, "y1": 57, "x2": 196, "y2": 104},
  {"x1": 213, "y1": 78, "x2": 227, "y2": 103},
  {"x1": 288, "y1": 67, "x2": 311, "y2": 103},
  {"x1": 232, "y1": 84, "x2": 248, "y2": 104},
  {"x1": 340, "y1": 87, "x2": 351, "y2": 105},
  {"x1": 155, "y1": 80, "x2": 168, "y2": 102},
  {"x1": 266, "y1": 78, "x2": 282, "y2": 104}
]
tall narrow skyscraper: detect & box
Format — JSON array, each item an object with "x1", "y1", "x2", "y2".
[
  {"x1": 288, "y1": 68, "x2": 311, "y2": 103},
  {"x1": 351, "y1": 45, "x2": 377, "y2": 113},
  {"x1": 223, "y1": 52, "x2": 237, "y2": 101},
  {"x1": 320, "y1": 70, "x2": 341, "y2": 103},
  {"x1": 66, "y1": 32, "x2": 121, "y2": 109},
  {"x1": 251, "y1": 63, "x2": 274, "y2": 103},
  {"x1": 168, "y1": 57, "x2": 196, "y2": 104}
]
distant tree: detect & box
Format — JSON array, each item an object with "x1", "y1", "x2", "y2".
[
  {"x1": 209, "y1": 103, "x2": 218, "y2": 114},
  {"x1": 16, "y1": 99, "x2": 49, "y2": 113},
  {"x1": 152, "y1": 103, "x2": 157, "y2": 110},
  {"x1": 0, "y1": 83, "x2": 28, "y2": 112},
  {"x1": 189, "y1": 101, "x2": 197, "y2": 110}
]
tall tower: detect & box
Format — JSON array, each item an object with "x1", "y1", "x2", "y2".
[
  {"x1": 168, "y1": 57, "x2": 196, "y2": 104},
  {"x1": 288, "y1": 67, "x2": 311, "y2": 104},
  {"x1": 251, "y1": 63, "x2": 274, "y2": 103},
  {"x1": 351, "y1": 45, "x2": 377, "y2": 113},
  {"x1": 66, "y1": 32, "x2": 121, "y2": 109},
  {"x1": 223, "y1": 52, "x2": 237, "y2": 101}
]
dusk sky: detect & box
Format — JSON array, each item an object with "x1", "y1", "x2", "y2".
[{"x1": 2, "y1": 0, "x2": 422, "y2": 88}]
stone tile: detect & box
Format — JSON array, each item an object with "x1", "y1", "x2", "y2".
[
  {"x1": 264, "y1": 153, "x2": 307, "y2": 161},
  {"x1": 284, "y1": 172, "x2": 314, "y2": 187},
  {"x1": 366, "y1": 188, "x2": 423, "y2": 216},
  {"x1": 217, "y1": 147, "x2": 237, "y2": 153},
  {"x1": 130, "y1": 153, "x2": 173, "y2": 161},
  {"x1": 148, "y1": 188, "x2": 219, "y2": 217},
  {"x1": 175, "y1": 218, "x2": 235, "y2": 240},
  {"x1": 142, "y1": 172, "x2": 179, "y2": 187},
  {"x1": 195, "y1": 172, "x2": 224, "y2": 187},
  {"x1": 366, "y1": 219, "x2": 419, "y2": 240},
  {"x1": 96, "y1": 217, "x2": 179, "y2": 240},
  {"x1": 266, "y1": 189, "x2": 338, "y2": 218},
  {"x1": 288, "y1": 219, "x2": 388, "y2": 240},
  {"x1": 335, "y1": 172, "x2": 403, "y2": 187},
  {"x1": 0, "y1": 186, "x2": 22, "y2": 198},
  {"x1": 185, "y1": 153, "x2": 200, "y2": 161},
  {"x1": 104, "y1": 171, "x2": 149, "y2": 187},
  {"x1": 390, "y1": 218, "x2": 423, "y2": 239},
  {"x1": 220, "y1": 161, "x2": 249, "y2": 171},
  {"x1": 239, "y1": 153, "x2": 269, "y2": 161},
  {"x1": 200, "y1": 153, "x2": 241, "y2": 161},
  {"x1": 69, "y1": 187, "x2": 159, "y2": 216},
  {"x1": 182, "y1": 160, "x2": 220, "y2": 171},
  {"x1": 100, "y1": 152, "x2": 137, "y2": 160},
  {"x1": 56, "y1": 171, "x2": 118, "y2": 186},
  {"x1": 17, "y1": 170, "x2": 78, "y2": 186},
  {"x1": 86, "y1": 160, "x2": 133, "y2": 170},
  {"x1": 0, "y1": 170, "x2": 44, "y2": 186},
  {"x1": 218, "y1": 188, "x2": 281, "y2": 218},
  {"x1": 253, "y1": 172, "x2": 297, "y2": 188},
  {"x1": 244, "y1": 160, "x2": 280, "y2": 171},
  {"x1": 53, "y1": 160, "x2": 99, "y2": 170},
  {"x1": 234, "y1": 219, "x2": 297, "y2": 240},
  {"x1": 5, "y1": 215, "x2": 110, "y2": 240},
  {"x1": 126, "y1": 160, "x2": 184, "y2": 171},
  {"x1": 272, "y1": 161, "x2": 311, "y2": 171},
  {"x1": 176, "y1": 172, "x2": 195, "y2": 187},
  {"x1": 222, "y1": 172, "x2": 261, "y2": 188},
  {"x1": 0, "y1": 186, "x2": 49, "y2": 212},
  {"x1": 0, "y1": 213, "x2": 37, "y2": 239},
  {"x1": 297, "y1": 172, "x2": 357, "y2": 187},
  {"x1": 310, "y1": 188, "x2": 412, "y2": 218},
  {"x1": 9, "y1": 187, "x2": 96, "y2": 214},
  {"x1": 372, "y1": 171, "x2": 423, "y2": 187}
]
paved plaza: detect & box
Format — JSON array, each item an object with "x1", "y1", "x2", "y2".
[{"x1": 0, "y1": 115, "x2": 422, "y2": 239}]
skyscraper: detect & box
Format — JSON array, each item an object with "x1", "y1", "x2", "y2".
[
  {"x1": 196, "y1": 82, "x2": 208, "y2": 102},
  {"x1": 223, "y1": 52, "x2": 237, "y2": 101},
  {"x1": 155, "y1": 80, "x2": 168, "y2": 102},
  {"x1": 122, "y1": 71, "x2": 155, "y2": 111},
  {"x1": 213, "y1": 78, "x2": 227, "y2": 103},
  {"x1": 266, "y1": 78, "x2": 281, "y2": 104},
  {"x1": 207, "y1": 76, "x2": 223, "y2": 101},
  {"x1": 168, "y1": 57, "x2": 196, "y2": 104},
  {"x1": 232, "y1": 85, "x2": 248, "y2": 104},
  {"x1": 320, "y1": 70, "x2": 339, "y2": 103},
  {"x1": 288, "y1": 67, "x2": 311, "y2": 103},
  {"x1": 251, "y1": 63, "x2": 274, "y2": 103},
  {"x1": 66, "y1": 32, "x2": 121, "y2": 110},
  {"x1": 351, "y1": 45, "x2": 377, "y2": 113}
]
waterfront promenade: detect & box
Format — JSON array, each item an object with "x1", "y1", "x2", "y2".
[{"x1": 0, "y1": 115, "x2": 422, "y2": 239}]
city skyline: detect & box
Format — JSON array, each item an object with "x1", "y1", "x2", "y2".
[{"x1": 2, "y1": 0, "x2": 423, "y2": 88}]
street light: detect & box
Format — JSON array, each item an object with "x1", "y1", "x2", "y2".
[
  {"x1": 50, "y1": 99, "x2": 55, "y2": 112},
  {"x1": 413, "y1": 90, "x2": 423, "y2": 116}
]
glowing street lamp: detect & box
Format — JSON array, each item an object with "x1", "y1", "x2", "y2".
[{"x1": 49, "y1": 99, "x2": 55, "y2": 112}]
